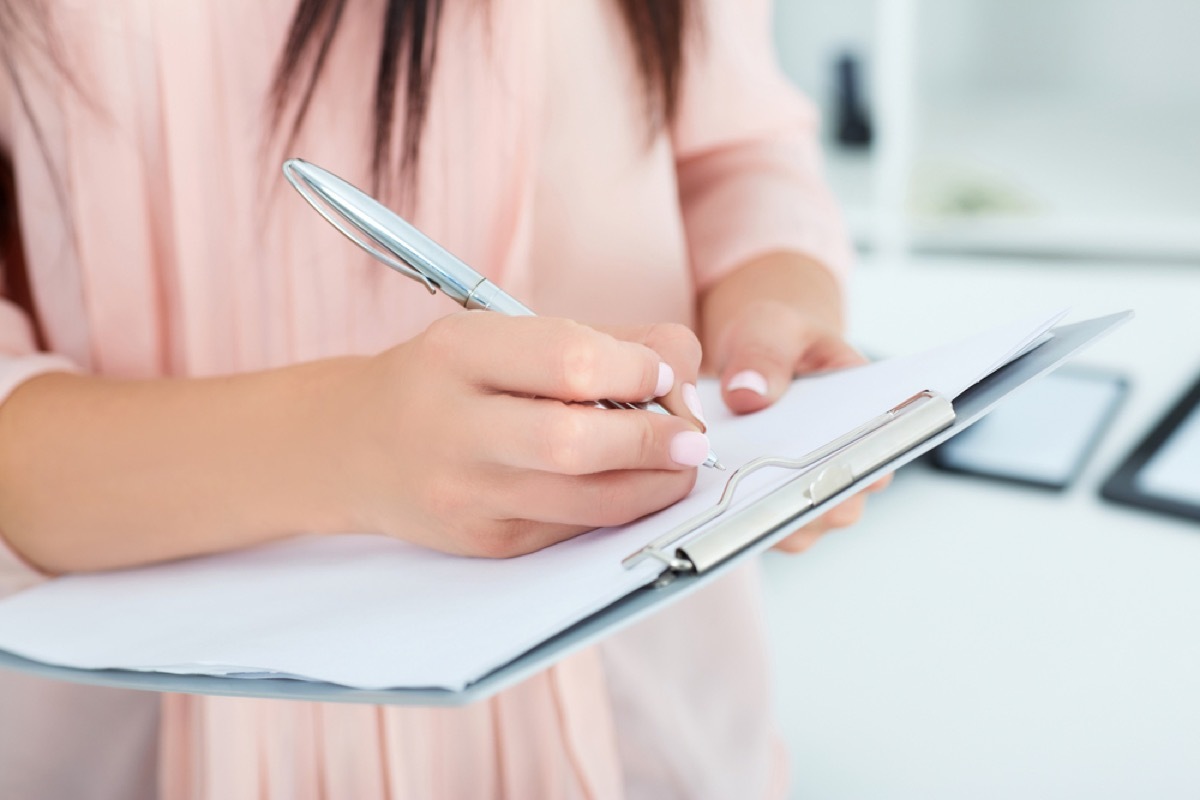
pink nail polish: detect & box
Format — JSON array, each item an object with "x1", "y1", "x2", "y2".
[
  {"x1": 727, "y1": 369, "x2": 768, "y2": 396},
  {"x1": 682, "y1": 383, "x2": 706, "y2": 426},
  {"x1": 670, "y1": 431, "x2": 710, "y2": 467},
  {"x1": 655, "y1": 362, "x2": 675, "y2": 398}
]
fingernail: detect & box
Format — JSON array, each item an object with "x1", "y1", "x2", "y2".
[
  {"x1": 727, "y1": 369, "x2": 768, "y2": 396},
  {"x1": 670, "y1": 431, "x2": 711, "y2": 467},
  {"x1": 682, "y1": 383, "x2": 706, "y2": 426},
  {"x1": 655, "y1": 362, "x2": 675, "y2": 398}
]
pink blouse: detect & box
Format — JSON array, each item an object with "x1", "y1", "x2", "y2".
[{"x1": 0, "y1": 1, "x2": 850, "y2": 797}]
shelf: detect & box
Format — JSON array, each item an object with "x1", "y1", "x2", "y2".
[
  {"x1": 775, "y1": 0, "x2": 1200, "y2": 264},
  {"x1": 822, "y1": 146, "x2": 878, "y2": 246},
  {"x1": 820, "y1": 97, "x2": 1200, "y2": 262},
  {"x1": 906, "y1": 96, "x2": 1200, "y2": 260}
]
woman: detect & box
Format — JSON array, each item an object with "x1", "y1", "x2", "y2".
[{"x1": 0, "y1": 0, "x2": 873, "y2": 797}]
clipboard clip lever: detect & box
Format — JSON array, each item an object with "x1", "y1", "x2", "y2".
[{"x1": 623, "y1": 390, "x2": 956, "y2": 575}]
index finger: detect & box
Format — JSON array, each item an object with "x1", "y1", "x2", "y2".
[
  {"x1": 430, "y1": 314, "x2": 674, "y2": 404},
  {"x1": 599, "y1": 322, "x2": 706, "y2": 429}
]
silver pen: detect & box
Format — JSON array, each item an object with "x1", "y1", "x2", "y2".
[{"x1": 283, "y1": 158, "x2": 724, "y2": 470}]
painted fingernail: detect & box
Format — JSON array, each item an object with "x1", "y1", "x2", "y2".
[
  {"x1": 655, "y1": 362, "x2": 675, "y2": 398},
  {"x1": 727, "y1": 369, "x2": 768, "y2": 396},
  {"x1": 682, "y1": 383, "x2": 706, "y2": 426},
  {"x1": 670, "y1": 431, "x2": 711, "y2": 467}
]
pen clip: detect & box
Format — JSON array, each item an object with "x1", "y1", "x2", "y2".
[{"x1": 283, "y1": 159, "x2": 438, "y2": 295}]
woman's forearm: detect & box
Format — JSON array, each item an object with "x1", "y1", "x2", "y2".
[{"x1": 0, "y1": 359, "x2": 367, "y2": 574}]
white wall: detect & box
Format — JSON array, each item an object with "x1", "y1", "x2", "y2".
[{"x1": 773, "y1": 0, "x2": 1200, "y2": 109}]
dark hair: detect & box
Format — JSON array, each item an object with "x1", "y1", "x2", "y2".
[
  {"x1": 270, "y1": 0, "x2": 690, "y2": 192},
  {"x1": 0, "y1": 1, "x2": 689, "y2": 274},
  {"x1": 1, "y1": 1, "x2": 63, "y2": 342}
]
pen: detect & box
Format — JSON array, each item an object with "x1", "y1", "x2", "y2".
[{"x1": 283, "y1": 158, "x2": 725, "y2": 470}]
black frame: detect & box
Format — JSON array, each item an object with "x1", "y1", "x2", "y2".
[{"x1": 1101, "y1": 370, "x2": 1200, "y2": 523}]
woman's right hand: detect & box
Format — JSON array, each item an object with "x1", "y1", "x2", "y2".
[
  {"x1": 0, "y1": 313, "x2": 705, "y2": 573},
  {"x1": 338, "y1": 313, "x2": 707, "y2": 558}
]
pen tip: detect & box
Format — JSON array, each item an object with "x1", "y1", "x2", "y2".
[{"x1": 712, "y1": 460, "x2": 727, "y2": 471}]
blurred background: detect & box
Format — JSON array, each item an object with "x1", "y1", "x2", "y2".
[
  {"x1": 762, "y1": 2, "x2": 1200, "y2": 797},
  {"x1": 774, "y1": 0, "x2": 1200, "y2": 263}
]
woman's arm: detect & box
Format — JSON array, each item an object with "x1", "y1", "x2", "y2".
[
  {"x1": 0, "y1": 315, "x2": 708, "y2": 574},
  {"x1": 0, "y1": 358, "x2": 367, "y2": 573}
]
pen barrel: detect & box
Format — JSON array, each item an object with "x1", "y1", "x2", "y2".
[{"x1": 464, "y1": 280, "x2": 536, "y2": 316}]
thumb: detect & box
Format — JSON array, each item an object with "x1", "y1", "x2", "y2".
[
  {"x1": 717, "y1": 304, "x2": 865, "y2": 416},
  {"x1": 720, "y1": 358, "x2": 793, "y2": 417},
  {"x1": 718, "y1": 307, "x2": 805, "y2": 416}
]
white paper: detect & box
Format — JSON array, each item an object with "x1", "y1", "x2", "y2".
[{"x1": 0, "y1": 310, "x2": 1064, "y2": 690}]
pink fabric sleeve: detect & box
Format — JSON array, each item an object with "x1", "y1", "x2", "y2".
[
  {"x1": 0, "y1": 298, "x2": 78, "y2": 597},
  {"x1": 673, "y1": 0, "x2": 854, "y2": 293}
]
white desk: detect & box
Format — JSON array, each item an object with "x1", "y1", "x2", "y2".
[{"x1": 764, "y1": 258, "x2": 1200, "y2": 799}]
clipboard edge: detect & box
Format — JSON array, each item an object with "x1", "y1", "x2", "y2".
[{"x1": 0, "y1": 311, "x2": 1134, "y2": 707}]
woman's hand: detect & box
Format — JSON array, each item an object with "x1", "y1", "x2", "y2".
[
  {"x1": 699, "y1": 253, "x2": 890, "y2": 554},
  {"x1": 711, "y1": 298, "x2": 864, "y2": 415},
  {"x1": 343, "y1": 313, "x2": 708, "y2": 558},
  {"x1": 0, "y1": 313, "x2": 707, "y2": 574}
]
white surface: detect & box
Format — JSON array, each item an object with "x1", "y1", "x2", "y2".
[
  {"x1": 0, "y1": 311, "x2": 1060, "y2": 690},
  {"x1": 764, "y1": 258, "x2": 1200, "y2": 799}
]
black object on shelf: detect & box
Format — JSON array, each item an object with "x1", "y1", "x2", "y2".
[{"x1": 832, "y1": 51, "x2": 873, "y2": 149}]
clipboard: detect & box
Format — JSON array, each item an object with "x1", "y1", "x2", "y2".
[{"x1": 0, "y1": 312, "x2": 1131, "y2": 706}]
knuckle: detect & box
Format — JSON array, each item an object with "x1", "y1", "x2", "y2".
[
  {"x1": 786, "y1": 535, "x2": 818, "y2": 554},
  {"x1": 799, "y1": 518, "x2": 825, "y2": 536},
  {"x1": 540, "y1": 409, "x2": 591, "y2": 474},
  {"x1": 635, "y1": 417, "x2": 659, "y2": 467},
  {"x1": 421, "y1": 313, "x2": 470, "y2": 361},
  {"x1": 836, "y1": 505, "x2": 864, "y2": 526},
  {"x1": 647, "y1": 323, "x2": 702, "y2": 369},
  {"x1": 826, "y1": 501, "x2": 862, "y2": 528},
  {"x1": 774, "y1": 536, "x2": 805, "y2": 554},
  {"x1": 556, "y1": 333, "x2": 601, "y2": 398},
  {"x1": 589, "y1": 483, "x2": 635, "y2": 527}
]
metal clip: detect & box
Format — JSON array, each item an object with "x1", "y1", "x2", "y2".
[
  {"x1": 624, "y1": 390, "x2": 956, "y2": 575},
  {"x1": 283, "y1": 160, "x2": 438, "y2": 294}
]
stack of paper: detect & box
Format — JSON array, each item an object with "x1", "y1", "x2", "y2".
[{"x1": 0, "y1": 310, "x2": 1071, "y2": 691}]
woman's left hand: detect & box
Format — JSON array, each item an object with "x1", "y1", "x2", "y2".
[{"x1": 708, "y1": 297, "x2": 890, "y2": 553}]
